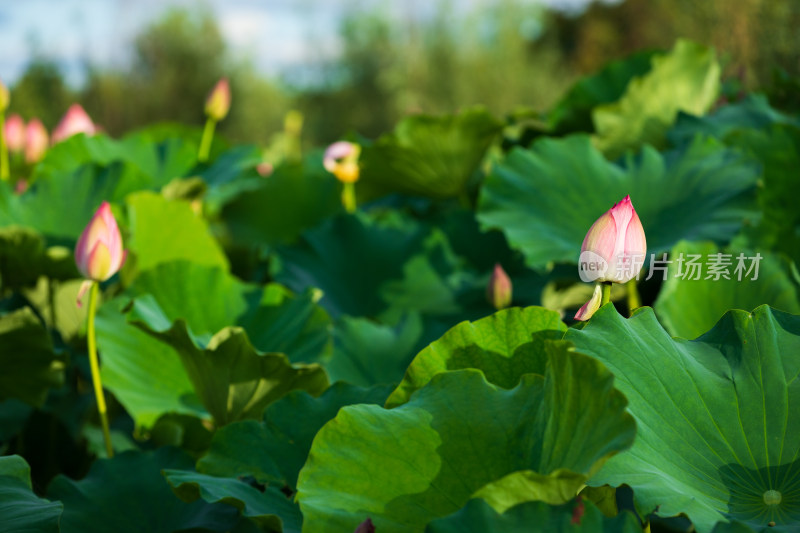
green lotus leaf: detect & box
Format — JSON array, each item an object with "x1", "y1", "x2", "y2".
[
  {"x1": 0, "y1": 307, "x2": 65, "y2": 407},
  {"x1": 296, "y1": 359, "x2": 635, "y2": 532},
  {"x1": 197, "y1": 383, "x2": 393, "y2": 491},
  {"x1": 549, "y1": 49, "x2": 656, "y2": 135},
  {"x1": 592, "y1": 39, "x2": 720, "y2": 159},
  {"x1": 123, "y1": 191, "x2": 229, "y2": 282},
  {"x1": 358, "y1": 107, "x2": 503, "y2": 199},
  {"x1": 165, "y1": 470, "x2": 302, "y2": 533},
  {"x1": 654, "y1": 241, "x2": 800, "y2": 339},
  {"x1": 327, "y1": 314, "x2": 422, "y2": 387},
  {"x1": 47, "y1": 447, "x2": 240, "y2": 533},
  {"x1": 477, "y1": 134, "x2": 759, "y2": 270},
  {"x1": 565, "y1": 305, "x2": 800, "y2": 532},
  {"x1": 0, "y1": 455, "x2": 62, "y2": 533},
  {"x1": 275, "y1": 212, "x2": 430, "y2": 318},
  {"x1": 97, "y1": 261, "x2": 331, "y2": 428},
  {"x1": 425, "y1": 497, "x2": 640, "y2": 533},
  {"x1": 386, "y1": 306, "x2": 566, "y2": 407},
  {"x1": 221, "y1": 156, "x2": 341, "y2": 246}
]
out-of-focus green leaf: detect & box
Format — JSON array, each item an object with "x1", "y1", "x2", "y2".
[
  {"x1": 426, "y1": 498, "x2": 640, "y2": 533},
  {"x1": 197, "y1": 383, "x2": 393, "y2": 491},
  {"x1": 123, "y1": 191, "x2": 229, "y2": 282},
  {"x1": 165, "y1": 470, "x2": 302, "y2": 533},
  {"x1": 549, "y1": 50, "x2": 656, "y2": 134},
  {"x1": 565, "y1": 305, "x2": 800, "y2": 532},
  {"x1": 296, "y1": 361, "x2": 634, "y2": 532},
  {"x1": 478, "y1": 135, "x2": 758, "y2": 270},
  {"x1": 221, "y1": 157, "x2": 341, "y2": 246},
  {"x1": 386, "y1": 306, "x2": 566, "y2": 408},
  {"x1": 654, "y1": 241, "x2": 800, "y2": 339},
  {"x1": 0, "y1": 455, "x2": 62, "y2": 533},
  {"x1": 358, "y1": 107, "x2": 503, "y2": 199},
  {"x1": 592, "y1": 39, "x2": 720, "y2": 159},
  {"x1": 0, "y1": 307, "x2": 65, "y2": 407},
  {"x1": 47, "y1": 447, "x2": 240, "y2": 533}
]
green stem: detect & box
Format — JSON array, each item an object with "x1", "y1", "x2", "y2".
[
  {"x1": 342, "y1": 182, "x2": 357, "y2": 213},
  {"x1": 627, "y1": 278, "x2": 641, "y2": 316},
  {"x1": 0, "y1": 111, "x2": 8, "y2": 182},
  {"x1": 600, "y1": 281, "x2": 612, "y2": 307},
  {"x1": 48, "y1": 279, "x2": 56, "y2": 328},
  {"x1": 87, "y1": 282, "x2": 113, "y2": 458},
  {"x1": 198, "y1": 117, "x2": 216, "y2": 163}
]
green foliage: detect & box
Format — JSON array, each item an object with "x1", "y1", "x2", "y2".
[{"x1": 566, "y1": 305, "x2": 800, "y2": 532}]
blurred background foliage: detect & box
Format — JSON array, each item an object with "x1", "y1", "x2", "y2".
[{"x1": 6, "y1": 0, "x2": 800, "y2": 147}]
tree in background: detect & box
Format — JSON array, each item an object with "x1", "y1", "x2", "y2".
[{"x1": 9, "y1": 59, "x2": 72, "y2": 128}]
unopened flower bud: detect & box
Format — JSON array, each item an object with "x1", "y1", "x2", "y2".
[{"x1": 487, "y1": 263, "x2": 512, "y2": 310}]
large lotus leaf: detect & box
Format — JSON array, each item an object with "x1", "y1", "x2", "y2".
[
  {"x1": 123, "y1": 191, "x2": 229, "y2": 281},
  {"x1": 129, "y1": 313, "x2": 328, "y2": 426},
  {"x1": 386, "y1": 306, "x2": 566, "y2": 408},
  {"x1": 426, "y1": 497, "x2": 640, "y2": 533},
  {"x1": 548, "y1": 49, "x2": 656, "y2": 134},
  {"x1": 24, "y1": 277, "x2": 92, "y2": 341},
  {"x1": 0, "y1": 307, "x2": 66, "y2": 407},
  {"x1": 358, "y1": 107, "x2": 503, "y2": 199},
  {"x1": 198, "y1": 383, "x2": 393, "y2": 491},
  {"x1": 165, "y1": 470, "x2": 302, "y2": 533},
  {"x1": 36, "y1": 131, "x2": 196, "y2": 186},
  {"x1": 728, "y1": 125, "x2": 800, "y2": 264},
  {"x1": 124, "y1": 261, "x2": 331, "y2": 361},
  {"x1": 0, "y1": 455, "x2": 62, "y2": 533},
  {"x1": 275, "y1": 212, "x2": 430, "y2": 318},
  {"x1": 654, "y1": 241, "x2": 800, "y2": 339},
  {"x1": 565, "y1": 305, "x2": 800, "y2": 532},
  {"x1": 47, "y1": 447, "x2": 240, "y2": 533},
  {"x1": 0, "y1": 226, "x2": 48, "y2": 289},
  {"x1": 327, "y1": 314, "x2": 422, "y2": 386},
  {"x1": 592, "y1": 39, "x2": 720, "y2": 159},
  {"x1": 221, "y1": 157, "x2": 341, "y2": 246},
  {"x1": 96, "y1": 297, "x2": 206, "y2": 430},
  {"x1": 477, "y1": 134, "x2": 759, "y2": 270},
  {"x1": 0, "y1": 163, "x2": 147, "y2": 242},
  {"x1": 296, "y1": 360, "x2": 635, "y2": 532},
  {"x1": 667, "y1": 93, "x2": 800, "y2": 145}
]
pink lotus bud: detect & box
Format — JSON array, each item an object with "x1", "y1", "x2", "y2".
[
  {"x1": 4, "y1": 114, "x2": 25, "y2": 153},
  {"x1": 205, "y1": 78, "x2": 231, "y2": 121},
  {"x1": 256, "y1": 161, "x2": 274, "y2": 177},
  {"x1": 14, "y1": 179, "x2": 28, "y2": 195},
  {"x1": 24, "y1": 119, "x2": 48, "y2": 163},
  {"x1": 323, "y1": 141, "x2": 360, "y2": 183},
  {"x1": 578, "y1": 195, "x2": 646, "y2": 284},
  {"x1": 0, "y1": 79, "x2": 8, "y2": 112},
  {"x1": 574, "y1": 283, "x2": 603, "y2": 321},
  {"x1": 52, "y1": 104, "x2": 96, "y2": 144},
  {"x1": 486, "y1": 263, "x2": 512, "y2": 310},
  {"x1": 74, "y1": 202, "x2": 127, "y2": 282}
]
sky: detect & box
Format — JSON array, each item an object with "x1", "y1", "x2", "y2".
[{"x1": 0, "y1": 0, "x2": 612, "y2": 87}]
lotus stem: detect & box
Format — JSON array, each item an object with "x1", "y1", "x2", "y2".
[
  {"x1": 86, "y1": 281, "x2": 113, "y2": 457},
  {"x1": 342, "y1": 182, "x2": 357, "y2": 213},
  {"x1": 627, "y1": 278, "x2": 641, "y2": 315},
  {"x1": 0, "y1": 112, "x2": 8, "y2": 181},
  {"x1": 198, "y1": 117, "x2": 216, "y2": 163},
  {"x1": 600, "y1": 281, "x2": 612, "y2": 307}
]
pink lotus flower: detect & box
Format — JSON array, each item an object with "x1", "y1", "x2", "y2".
[
  {"x1": 205, "y1": 78, "x2": 231, "y2": 121},
  {"x1": 323, "y1": 141, "x2": 360, "y2": 183},
  {"x1": 24, "y1": 119, "x2": 48, "y2": 164},
  {"x1": 578, "y1": 195, "x2": 646, "y2": 284},
  {"x1": 75, "y1": 202, "x2": 126, "y2": 283},
  {"x1": 52, "y1": 104, "x2": 96, "y2": 144},
  {"x1": 574, "y1": 284, "x2": 603, "y2": 321},
  {"x1": 4, "y1": 114, "x2": 24, "y2": 153},
  {"x1": 487, "y1": 263, "x2": 512, "y2": 310}
]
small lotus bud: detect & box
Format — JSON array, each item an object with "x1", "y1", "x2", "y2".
[
  {"x1": 74, "y1": 202, "x2": 127, "y2": 282},
  {"x1": 323, "y1": 141, "x2": 361, "y2": 184},
  {"x1": 52, "y1": 104, "x2": 96, "y2": 144},
  {"x1": 487, "y1": 263, "x2": 512, "y2": 310},
  {"x1": 574, "y1": 283, "x2": 603, "y2": 321},
  {"x1": 4, "y1": 114, "x2": 24, "y2": 153},
  {"x1": 25, "y1": 119, "x2": 48, "y2": 163},
  {"x1": 578, "y1": 195, "x2": 646, "y2": 284},
  {"x1": 205, "y1": 78, "x2": 231, "y2": 121}
]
